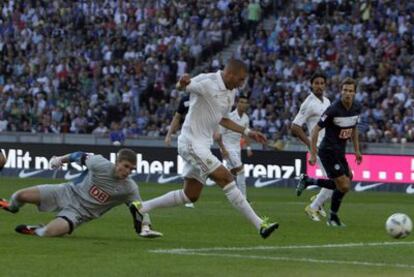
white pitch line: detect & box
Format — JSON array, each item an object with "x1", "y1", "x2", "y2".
[
  {"x1": 157, "y1": 251, "x2": 414, "y2": 269},
  {"x1": 150, "y1": 241, "x2": 414, "y2": 254},
  {"x1": 149, "y1": 241, "x2": 414, "y2": 269}
]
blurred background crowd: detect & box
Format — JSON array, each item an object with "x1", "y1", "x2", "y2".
[{"x1": 0, "y1": 0, "x2": 413, "y2": 145}]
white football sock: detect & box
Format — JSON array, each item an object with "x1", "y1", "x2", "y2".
[
  {"x1": 141, "y1": 224, "x2": 150, "y2": 232},
  {"x1": 310, "y1": 188, "x2": 333, "y2": 210},
  {"x1": 236, "y1": 170, "x2": 247, "y2": 197},
  {"x1": 34, "y1": 226, "x2": 47, "y2": 237},
  {"x1": 141, "y1": 189, "x2": 191, "y2": 214},
  {"x1": 142, "y1": 213, "x2": 151, "y2": 226},
  {"x1": 9, "y1": 192, "x2": 24, "y2": 212},
  {"x1": 223, "y1": 181, "x2": 262, "y2": 230}
]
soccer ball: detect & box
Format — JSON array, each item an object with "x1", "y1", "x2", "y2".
[{"x1": 385, "y1": 213, "x2": 412, "y2": 239}]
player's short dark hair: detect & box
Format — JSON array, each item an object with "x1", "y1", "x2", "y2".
[
  {"x1": 341, "y1": 77, "x2": 357, "y2": 91},
  {"x1": 310, "y1": 71, "x2": 327, "y2": 84},
  {"x1": 117, "y1": 148, "x2": 137, "y2": 164},
  {"x1": 225, "y1": 58, "x2": 248, "y2": 74}
]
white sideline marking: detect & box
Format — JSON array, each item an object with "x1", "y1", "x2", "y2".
[
  {"x1": 155, "y1": 252, "x2": 414, "y2": 269},
  {"x1": 150, "y1": 241, "x2": 414, "y2": 253},
  {"x1": 149, "y1": 241, "x2": 414, "y2": 269}
]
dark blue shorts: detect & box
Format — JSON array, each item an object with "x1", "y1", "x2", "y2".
[{"x1": 318, "y1": 149, "x2": 350, "y2": 179}]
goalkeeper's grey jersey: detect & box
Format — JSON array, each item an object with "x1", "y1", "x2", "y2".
[{"x1": 67, "y1": 155, "x2": 140, "y2": 218}]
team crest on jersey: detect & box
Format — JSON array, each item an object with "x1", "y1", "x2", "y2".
[
  {"x1": 89, "y1": 185, "x2": 110, "y2": 203},
  {"x1": 334, "y1": 164, "x2": 340, "y2": 170},
  {"x1": 206, "y1": 159, "x2": 213, "y2": 166}
]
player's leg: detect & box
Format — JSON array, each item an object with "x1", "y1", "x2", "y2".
[
  {"x1": 327, "y1": 156, "x2": 351, "y2": 226},
  {"x1": 1, "y1": 186, "x2": 41, "y2": 213},
  {"x1": 296, "y1": 150, "x2": 338, "y2": 196},
  {"x1": 328, "y1": 175, "x2": 350, "y2": 226},
  {"x1": 296, "y1": 174, "x2": 336, "y2": 196},
  {"x1": 309, "y1": 188, "x2": 332, "y2": 216},
  {"x1": 128, "y1": 186, "x2": 164, "y2": 238},
  {"x1": 231, "y1": 166, "x2": 246, "y2": 197},
  {"x1": 182, "y1": 177, "x2": 201, "y2": 208},
  {"x1": 227, "y1": 150, "x2": 246, "y2": 197},
  {"x1": 139, "y1": 213, "x2": 163, "y2": 238},
  {"x1": 134, "y1": 143, "x2": 209, "y2": 215},
  {"x1": 209, "y1": 165, "x2": 278, "y2": 238},
  {"x1": 138, "y1": 177, "x2": 197, "y2": 214},
  {"x1": 16, "y1": 209, "x2": 77, "y2": 237},
  {"x1": 16, "y1": 217, "x2": 71, "y2": 237},
  {"x1": 309, "y1": 158, "x2": 333, "y2": 217},
  {"x1": 16, "y1": 185, "x2": 88, "y2": 236},
  {"x1": 130, "y1": 177, "x2": 200, "y2": 233},
  {"x1": 297, "y1": 176, "x2": 333, "y2": 221}
]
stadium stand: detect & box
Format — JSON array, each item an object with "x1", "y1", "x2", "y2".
[
  {"x1": 236, "y1": 0, "x2": 414, "y2": 143},
  {"x1": 0, "y1": 0, "x2": 413, "y2": 144}
]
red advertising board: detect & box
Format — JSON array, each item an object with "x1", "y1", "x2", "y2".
[{"x1": 307, "y1": 153, "x2": 414, "y2": 184}]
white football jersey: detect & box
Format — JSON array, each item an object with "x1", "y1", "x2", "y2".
[
  {"x1": 292, "y1": 93, "x2": 330, "y2": 146},
  {"x1": 221, "y1": 109, "x2": 249, "y2": 151},
  {"x1": 178, "y1": 71, "x2": 236, "y2": 146}
]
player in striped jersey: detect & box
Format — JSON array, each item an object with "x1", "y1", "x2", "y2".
[{"x1": 296, "y1": 78, "x2": 363, "y2": 226}]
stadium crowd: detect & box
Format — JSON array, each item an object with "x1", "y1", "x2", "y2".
[
  {"x1": 0, "y1": 0, "x2": 261, "y2": 142},
  {"x1": 234, "y1": 0, "x2": 414, "y2": 144},
  {"x1": 0, "y1": 0, "x2": 413, "y2": 144}
]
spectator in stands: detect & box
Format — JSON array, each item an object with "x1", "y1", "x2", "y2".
[
  {"x1": 92, "y1": 122, "x2": 109, "y2": 137},
  {"x1": 1, "y1": 0, "x2": 412, "y2": 145},
  {"x1": 109, "y1": 122, "x2": 125, "y2": 145}
]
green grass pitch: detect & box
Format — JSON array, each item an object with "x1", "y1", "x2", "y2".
[{"x1": 0, "y1": 177, "x2": 413, "y2": 276}]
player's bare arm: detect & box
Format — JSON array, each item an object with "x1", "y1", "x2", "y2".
[
  {"x1": 291, "y1": 123, "x2": 311, "y2": 149},
  {"x1": 50, "y1": 152, "x2": 88, "y2": 169},
  {"x1": 214, "y1": 131, "x2": 229, "y2": 159},
  {"x1": 165, "y1": 112, "x2": 182, "y2": 146},
  {"x1": 351, "y1": 127, "x2": 362, "y2": 165},
  {"x1": 243, "y1": 135, "x2": 254, "y2": 157},
  {"x1": 219, "y1": 118, "x2": 267, "y2": 144},
  {"x1": 309, "y1": 125, "x2": 322, "y2": 165}
]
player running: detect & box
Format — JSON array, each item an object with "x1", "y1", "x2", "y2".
[
  {"x1": 296, "y1": 77, "x2": 362, "y2": 226},
  {"x1": 164, "y1": 95, "x2": 190, "y2": 147},
  {"x1": 291, "y1": 71, "x2": 332, "y2": 221},
  {"x1": 0, "y1": 148, "x2": 162, "y2": 238},
  {"x1": 131, "y1": 59, "x2": 278, "y2": 239},
  {"x1": 215, "y1": 95, "x2": 253, "y2": 198},
  {"x1": 164, "y1": 95, "x2": 195, "y2": 208}
]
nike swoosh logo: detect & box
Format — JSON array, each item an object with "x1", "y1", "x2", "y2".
[
  {"x1": 64, "y1": 171, "x2": 83, "y2": 180},
  {"x1": 254, "y1": 178, "x2": 283, "y2": 188},
  {"x1": 406, "y1": 185, "x2": 414, "y2": 194},
  {"x1": 19, "y1": 169, "x2": 45, "y2": 178},
  {"x1": 157, "y1": 175, "x2": 182, "y2": 184},
  {"x1": 354, "y1": 182, "x2": 383, "y2": 192}
]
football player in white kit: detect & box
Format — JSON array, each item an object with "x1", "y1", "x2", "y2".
[
  {"x1": 216, "y1": 95, "x2": 252, "y2": 198},
  {"x1": 164, "y1": 95, "x2": 195, "y2": 208},
  {"x1": 130, "y1": 59, "x2": 279, "y2": 239},
  {"x1": 291, "y1": 71, "x2": 332, "y2": 222}
]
